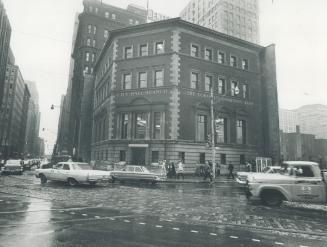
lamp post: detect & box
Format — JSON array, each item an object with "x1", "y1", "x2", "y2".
[{"x1": 210, "y1": 84, "x2": 216, "y2": 180}]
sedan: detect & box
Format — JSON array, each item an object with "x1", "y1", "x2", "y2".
[
  {"x1": 1, "y1": 160, "x2": 23, "y2": 175},
  {"x1": 35, "y1": 162, "x2": 112, "y2": 186},
  {"x1": 111, "y1": 165, "x2": 165, "y2": 184}
]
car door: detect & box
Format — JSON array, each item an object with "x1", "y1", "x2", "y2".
[
  {"x1": 57, "y1": 163, "x2": 71, "y2": 181},
  {"x1": 50, "y1": 163, "x2": 63, "y2": 180},
  {"x1": 292, "y1": 165, "x2": 326, "y2": 203}
]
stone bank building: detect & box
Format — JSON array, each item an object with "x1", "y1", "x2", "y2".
[{"x1": 91, "y1": 18, "x2": 279, "y2": 170}]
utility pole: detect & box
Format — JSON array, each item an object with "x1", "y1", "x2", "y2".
[{"x1": 210, "y1": 84, "x2": 216, "y2": 180}]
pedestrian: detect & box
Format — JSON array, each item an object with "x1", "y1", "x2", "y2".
[
  {"x1": 216, "y1": 162, "x2": 220, "y2": 176},
  {"x1": 203, "y1": 161, "x2": 213, "y2": 182},
  {"x1": 227, "y1": 163, "x2": 234, "y2": 179},
  {"x1": 176, "y1": 160, "x2": 184, "y2": 180},
  {"x1": 246, "y1": 162, "x2": 252, "y2": 172}
]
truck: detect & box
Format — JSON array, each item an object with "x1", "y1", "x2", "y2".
[{"x1": 246, "y1": 161, "x2": 327, "y2": 206}]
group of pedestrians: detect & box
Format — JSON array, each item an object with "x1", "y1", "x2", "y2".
[{"x1": 166, "y1": 160, "x2": 185, "y2": 179}]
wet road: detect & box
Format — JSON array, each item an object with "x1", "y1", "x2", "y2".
[{"x1": 0, "y1": 174, "x2": 327, "y2": 247}]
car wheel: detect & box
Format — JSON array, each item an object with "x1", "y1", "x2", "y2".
[
  {"x1": 89, "y1": 181, "x2": 96, "y2": 186},
  {"x1": 261, "y1": 190, "x2": 283, "y2": 207},
  {"x1": 40, "y1": 174, "x2": 47, "y2": 184},
  {"x1": 68, "y1": 178, "x2": 78, "y2": 187}
]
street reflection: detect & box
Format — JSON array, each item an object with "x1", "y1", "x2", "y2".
[{"x1": 0, "y1": 199, "x2": 55, "y2": 247}]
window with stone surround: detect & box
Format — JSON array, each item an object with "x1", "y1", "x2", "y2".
[{"x1": 123, "y1": 73, "x2": 131, "y2": 90}]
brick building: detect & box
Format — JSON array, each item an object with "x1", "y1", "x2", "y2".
[
  {"x1": 91, "y1": 18, "x2": 279, "y2": 170},
  {"x1": 0, "y1": 0, "x2": 11, "y2": 109},
  {"x1": 66, "y1": 0, "x2": 146, "y2": 160}
]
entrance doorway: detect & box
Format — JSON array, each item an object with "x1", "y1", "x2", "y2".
[{"x1": 131, "y1": 148, "x2": 146, "y2": 165}]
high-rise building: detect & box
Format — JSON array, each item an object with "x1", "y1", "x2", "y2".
[
  {"x1": 279, "y1": 108, "x2": 299, "y2": 133},
  {"x1": 0, "y1": 0, "x2": 11, "y2": 108},
  {"x1": 180, "y1": 0, "x2": 259, "y2": 43},
  {"x1": 65, "y1": 0, "x2": 147, "y2": 161},
  {"x1": 25, "y1": 80, "x2": 40, "y2": 157},
  {"x1": 0, "y1": 61, "x2": 30, "y2": 159},
  {"x1": 91, "y1": 18, "x2": 280, "y2": 168}
]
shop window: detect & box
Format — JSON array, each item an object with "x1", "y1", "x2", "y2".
[
  {"x1": 120, "y1": 150, "x2": 126, "y2": 161},
  {"x1": 152, "y1": 151, "x2": 159, "y2": 163},
  {"x1": 220, "y1": 154, "x2": 226, "y2": 164}
]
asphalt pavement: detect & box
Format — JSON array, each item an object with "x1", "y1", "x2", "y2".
[{"x1": 0, "y1": 173, "x2": 327, "y2": 247}]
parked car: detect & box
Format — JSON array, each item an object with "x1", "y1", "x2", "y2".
[
  {"x1": 246, "y1": 161, "x2": 327, "y2": 206},
  {"x1": 1, "y1": 159, "x2": 23, "y2": 175},
  {"x1": 35, "y1": 162, "x2": 112, "y2": 186},
  {"x1": 111, "y1": 165, "x2": 165, "y2": 184},
  {"x1": 236, "y1": 166, "x2": 282, "y2": 184}
]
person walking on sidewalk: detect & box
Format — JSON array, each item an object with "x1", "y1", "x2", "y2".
[
  {"x1": 203, "y1": 161, "x2": 213, "y2": 182},
  {"x1": 176, "y1": 160, "x2": 184, "y2": 180},
  {"x1": 227, "y1": 163, "x2": 234, "y2": 179}
]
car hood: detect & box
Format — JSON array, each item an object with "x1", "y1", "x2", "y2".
[{"x1": 247, "y1": 173, "x2": 290, "y2": 182}]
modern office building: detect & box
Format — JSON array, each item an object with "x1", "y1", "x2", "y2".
[
  {"x1": 279, "y1": 108, "x2": 299, "y2": 133},
  {"x1": 0, "y1": 60, "x2": 30, "y2": 159},
  {"x1": 91, "y1": 18, "x2": 279, "y2": 170},
  {"x1": 0, "y1": 0, "x2": 11, "y2": 108},
  {"x1": 180, "y1": 0, "x2": 259, "y2": 43},
  {"x1": 66, "y1": 0, "x2": 147, "y2": 161}
]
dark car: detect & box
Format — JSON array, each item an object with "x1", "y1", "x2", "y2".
[{"x1": 1, "y1": 159, "x2": 23, "y2": 175}]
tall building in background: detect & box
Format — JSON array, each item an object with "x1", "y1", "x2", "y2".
[
  {"x1": 25, "y1": 80, "x2": 40, "y2": 157},
  {"x1": 279, "y1": 108, "x2": 299, "y2": 133},
  {"x1": 0, "y1": 0, "x2": 11, "y2": 108},
  {"x1": 180, "y1": 0, "x2": 259, "y2": 44},
  {"x1": 65, "y1": 0, "x2": 147, "y2": 161}
]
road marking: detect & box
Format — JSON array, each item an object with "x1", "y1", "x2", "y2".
[
  {"x1": 82, "y1": 214, "x2": 87, "y2": 217},
  {"x1": 191, "y1": 230, "x2": 199, "y2": 233},
  {"x1": 155, "y1": 225, "x2": 163, "y2": 228},
  {"x1": 210, "y1": 233, "x2": 217, "y2": 236},
  {"x1": 172, "y1": 227, "x2": 180, "y2": 231},
  {"x1": 230, "y1": 236, "x2": 239, "y2": 239},
  {"x1": 94, "y1": 216, "x2": 100, "y2": 219},
  {"x1": 275, "y1": 242, "x2": 284, "y2": 245},
  {"x1": 252, "y1": 239, "x2": 261, "y2": 242},
  {"x1": 124, "y1": 220, "x2": 130, "y2": 223},
  {"x1": 139, "y1": 222, "x2": 146, "y2": 225}
]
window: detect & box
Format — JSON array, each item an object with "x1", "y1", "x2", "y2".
[
  {"x1": 218, "y1": 78, "x2": 226, "y2": 94},
  {"x1": 231, "y1": 80, "x2": 239, "y2": 96},
  {"x1": 139, "y1": 44, "x2": 148, "y2": 56},
  {"x1": 205, "y1": 48, "x2": 213, "y2": 61},
  {"x1": 220, "y1": 154, "x2": 226, "y2": 164},
  {"x1": 84, "y1": 66, "x2": 89, "y2": 74},
  {"x1": 120, "y1": 150, "x2": 126, "y2": 161},
  {"x1": 154, "y1": 70, "x2": 164, "y2": 87},
  {"x1": 155, "y1": 41, "x2": 164, "y2": 54},
  {"x1": 112, "y1": 13, "x2": 116, "y2": 19},
  {"x1": 121, "y1": 113, "x2": 129, "y2": 139},
  {"x1": 89, "y1": 6, "x2": 93, "y2": 12},
  {"x1": 242, "y1": 59, "x2": 248, "y2": 70},
  {"x1": 236, "y1": 120, "x2": 246, "y2": 144},
  {"x1": 124, "y1": 46, "x2": 133, "y2": 59},
  {"x1": 93, "y1": 26, "x2": 97, "y2": 35},
  {"x1": 153, "y1": 112, "x2": 162, "y2": 139},
  {"x1": 191, "y1": 72, "x2": 199, "y2": 89},
  {"x1": 138, "y1": 72, "x2": 147, "y2": 88},
  {"x1": 230, "y1": 55, "x2": 237, "y2": 67},
  {"x1": 105, "y1": 11, "x2": 109, "y2": 18},
  {"x1": 86, "y1": 38, "x2": 91, "y2": 46},
  {"x1": 199, "y1": 153, "x2": 205, "y2": 164},
  {"x1": 85, "y1": 52, "x2": 90, "y2": 62},
  {"x1": 205, "y1": 75, "x2": 212, "y2": 91},
  {"x1": 123, "y1": 74, "x2": 131, "y2": 90},
  {"x1": 91, "y1": 53, "x2": 95, "y2": 63},
  {"x1": 191, "y1": 44, "x2": 199, "y2": 57},
  {"x1": 104, "y1": 29, "x2": 109, "y2": 39},
  {"x1": 240, "y1": 154, "x2": 245, "y2": 165},
  {"x1": 152, "y1": 151, "x2": 159, "y2": 163},
  {"x1": 87, "y1": 24, "x2": 92, "y2": 33},
  {"x1": 197, "y1": 115, "x2": 207, "y2": 141},
  {"x1": 179, "y1": 152, "x2": 185, "y2": 163},
  {"x1": 218, "y1": 52, "x2": 225, "y2": 64},
  {"x1": 135, "y1": 20, "x2": 139, "y2": 25},
  {"x1": 135, "y1": 113, "x2": 147, "y2": 139},
  {"x1": 63, "y1": 164, "x2": 70, "y2": 170},
  {"x1": 129, "y1": 19, "x2": 133, "y2": 24},
  {"x1": 95, "y1": 7, "x2": 98, "y2": 14},
  {"x1": 92, "y1": 39, "x2": 96, "y2": 47},
  {"x1": 242, "y1": 84, "x2": 249, "y2": 99},
  {"x1": 216, "y1": 118, "x2": 227, "y2": 143}
]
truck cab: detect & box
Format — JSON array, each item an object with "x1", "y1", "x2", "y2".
[{"x1": 246, "y1": 161, "x2": 327, "y2": 206}]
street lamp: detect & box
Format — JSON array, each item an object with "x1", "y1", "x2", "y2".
[{"x1": 210, "y1": 83, "x2": 239, "y2": 180}]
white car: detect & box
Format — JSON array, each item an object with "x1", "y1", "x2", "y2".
[
  {"x1": 35, "y1": 162, "x2": 112, "y2": 186},
  {"x1": 1, "y1": 159, "x2": 23, "y2": 175},
  {"x1": 236, "y1": 166, "x2": 282, "y2": 184}
]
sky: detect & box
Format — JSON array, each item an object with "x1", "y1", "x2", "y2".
[{"x1": 2, "y1": 0, "x2": 327, "y2": 154}]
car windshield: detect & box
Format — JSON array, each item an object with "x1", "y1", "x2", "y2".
[
  {"x1": 262, "y1": 167, "x2": 271, "y2": 173},
  {"x1": 72, "y1": 163, "x2": 92, "y2": 170}
]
